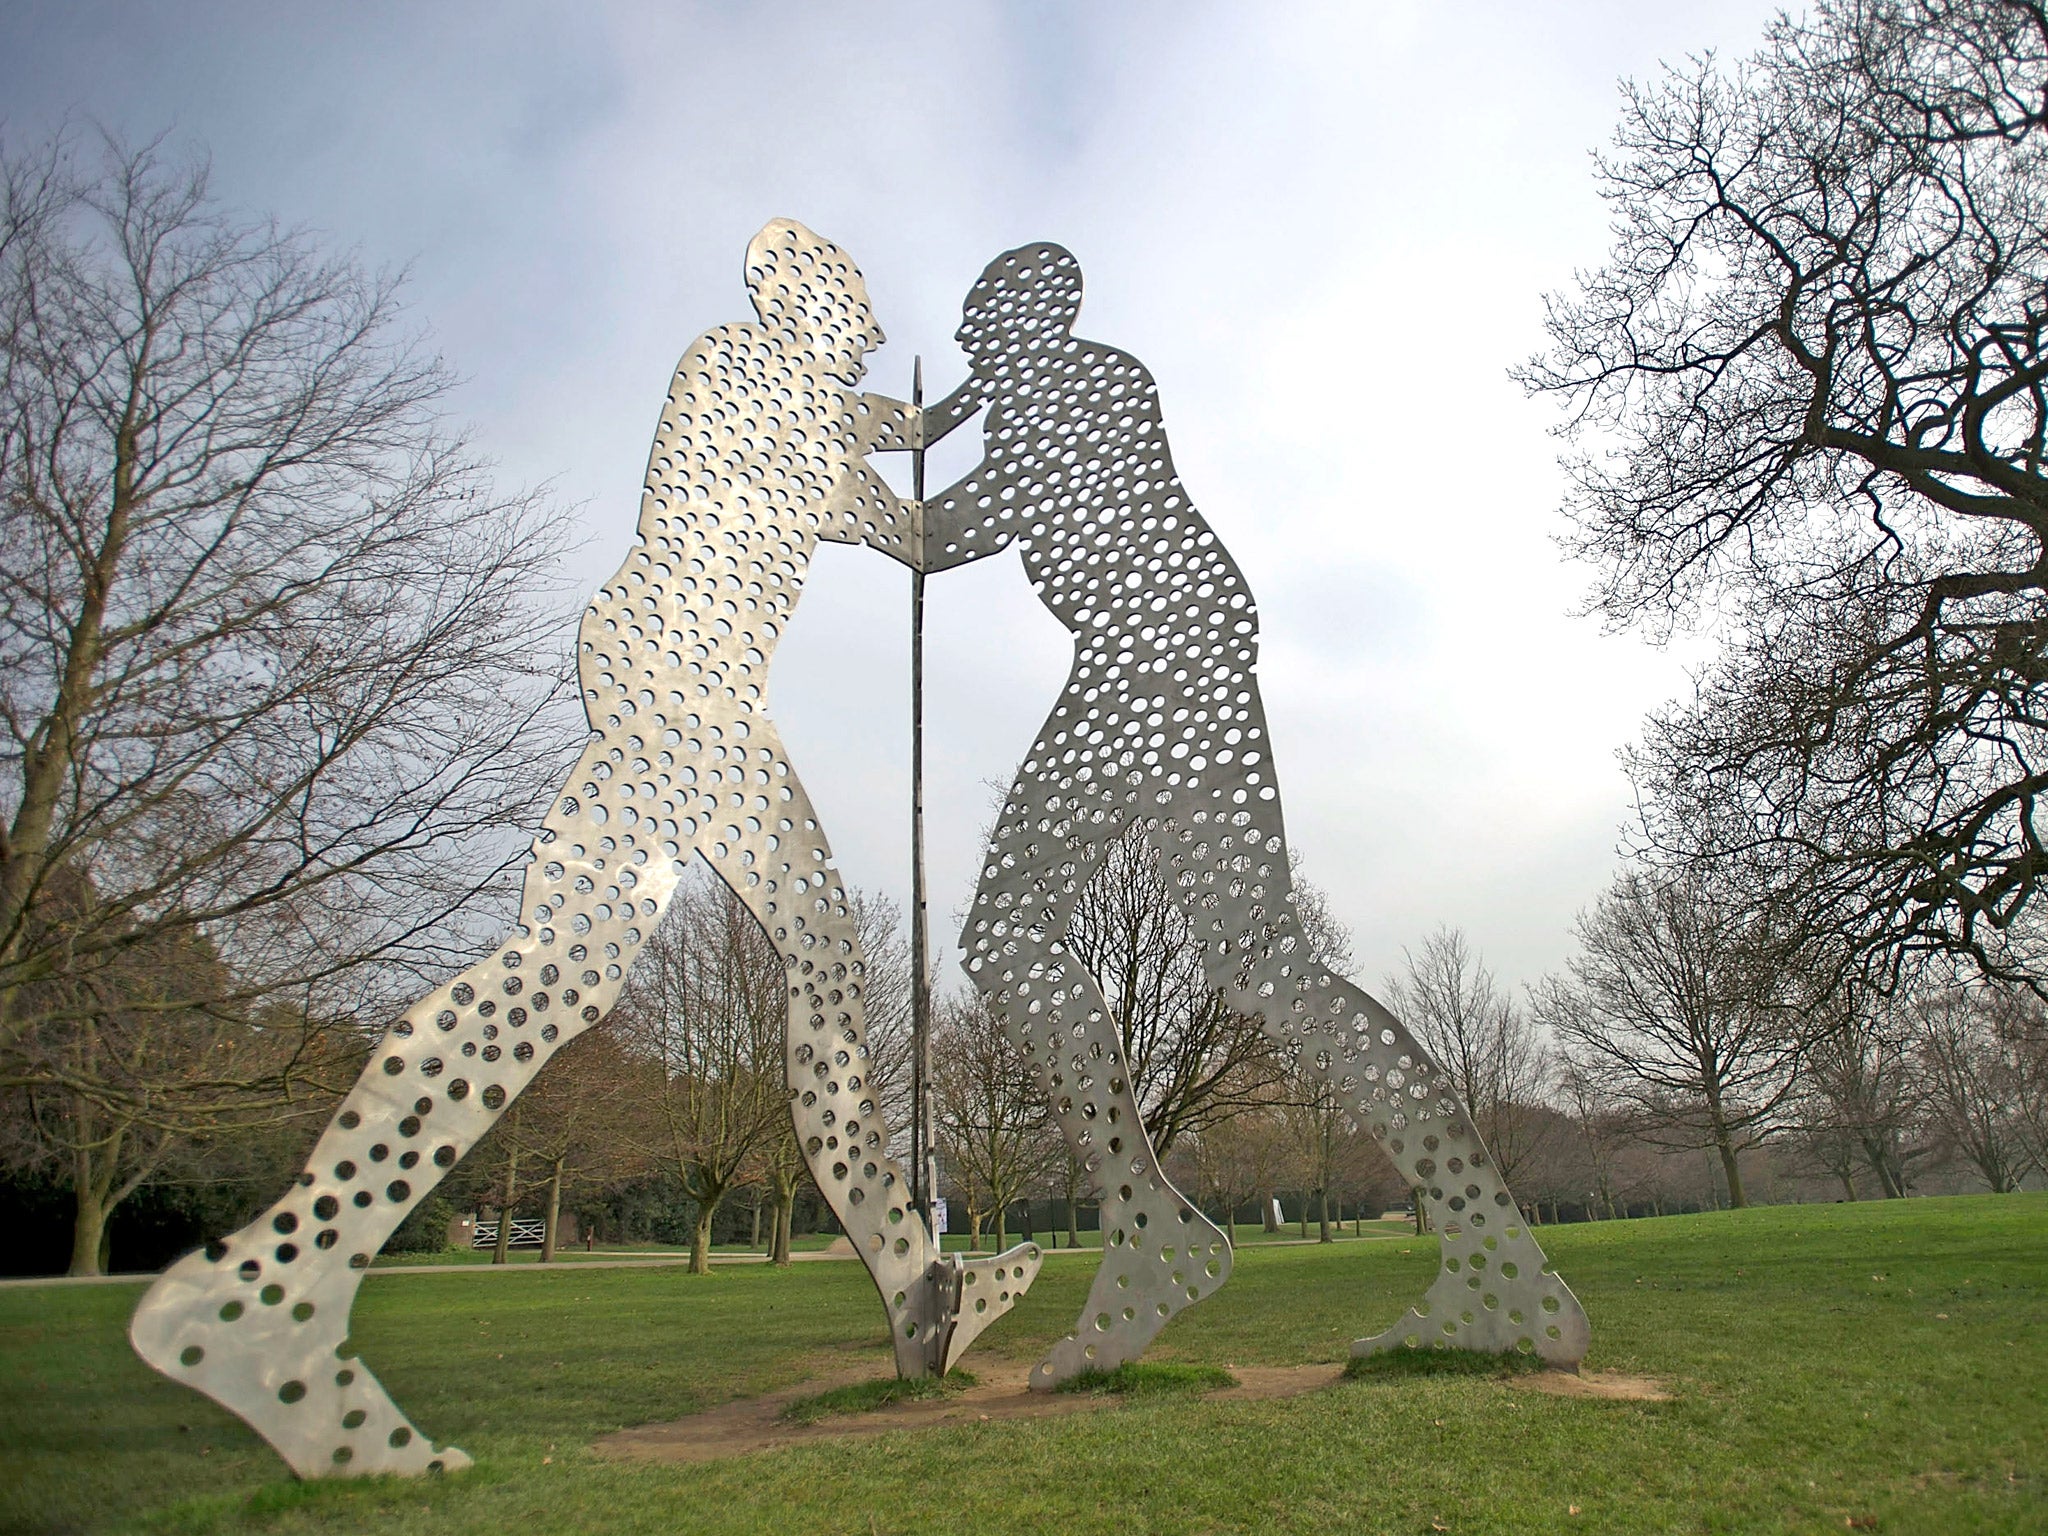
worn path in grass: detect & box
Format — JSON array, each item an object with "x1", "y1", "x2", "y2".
[
  {"x1": 593, "y1": 1360, "x2": 1348, "y2": 1463},
  {"x1": 1, "y1": 1194, "x2": 2041, "y2": 1534}
]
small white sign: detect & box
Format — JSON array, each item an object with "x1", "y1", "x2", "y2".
[
  {"x1": 932, "y1": 1197, "x2": 949, "y2": 1236},
  {"x1": 1271, "y1": 1197, "x2": 1285, "y2": 1227}
]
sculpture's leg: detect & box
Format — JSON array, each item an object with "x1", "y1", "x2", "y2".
[
  {"x1": 694, "y1": 721, "x2": 1038, "y2": 1375},
  {"x1": 960, "y1": 715, "x2": 1233, "y2": 1390},
  {"x1": 1150, "y1": 759, "x2": 1590, "y2": 1369},
  {"x1": 130, "y1": 741, "x2": 674, "y2": 1477}
]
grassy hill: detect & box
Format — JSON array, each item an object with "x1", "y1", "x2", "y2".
[{"x1": 2, "y1": 1194, "x2": 2041, "y2": 1534}]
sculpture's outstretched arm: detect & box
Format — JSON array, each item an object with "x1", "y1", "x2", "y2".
[
  {"x1": 819, "y1": 391, "x2": 918, "y2": 564},
  {"x1": 918, "y1": 458, "x2": 1019, "y2": 573},
  {"x1": 920, "y1": 377, "x2": 983, "y2": 448},
  {"x1": 916, "y1": 385, "x2": 1018, "y2": 574},
  {"x1": 852, "y1": 391, "x2": 918, "y2": 453}
]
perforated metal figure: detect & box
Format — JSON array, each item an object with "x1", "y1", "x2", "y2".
[
  {"x1": 129, "y1": 221, "x2": 1038, "y2": 1479},
  {"x1": 918, "y1": 242, "x2": 1589, "y2": 1385}
]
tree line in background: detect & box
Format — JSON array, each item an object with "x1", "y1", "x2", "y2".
[{"x1": 8, "y1": 0, "x2": 2048, "y2": 1277}]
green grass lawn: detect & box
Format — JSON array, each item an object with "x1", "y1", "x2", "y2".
[
  {"x1": 369, "y1": 1220, "x2": 1412, "y2": 1267},
  {"x1": 937, "y1": 1218, "x2": 1416, "y2": 1252},
  {"x1": 371, "y1": 1236, "x2": 847, "y2": 1267},
  {"x1": 3, "y1": 1195, "x2": 2041, "y2": 1534}
]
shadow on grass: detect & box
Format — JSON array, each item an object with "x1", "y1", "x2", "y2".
[
  {"x1": 1343, "y1": 1347, "x2": 1545, "y2": 1383},
  {"x1": 1053, "y1": 1362, "x2": 1238, "y2": 1397},
  {"x1": 779, "y1": 1370, "x2": 979, "y2": 1425}
]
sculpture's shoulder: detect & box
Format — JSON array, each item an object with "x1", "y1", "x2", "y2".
[
  {"x1": 669, "y1": 320, "x2": 778, "y2": 395},
  {"x1": 1064, "y1": 336, "x2": 1162, "y2": 408},
  {"x1": 651, "y1": 321, "x2": 780, "y2": 442}
]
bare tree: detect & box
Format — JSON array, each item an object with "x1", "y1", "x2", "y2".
[
  {"x1": 1387, "y1": 926, "x2": 1552, "y2": 1185},
  {"x1": 496, "y1": 1026, "x2": 646, "y2": 1261},
  {"x1": 1796, "y1": 988, "x2": 1929, "y2": 1198},
  {"x1": 1174, "y1": 1082, "x2": 1292, "y2": 1232},
  {"x1": 1992, "y1": 982, "x2": 2048, "y2": 1174},
  {"x1": 615, "y1": 869, "x2": 785, "y2": 1272},
  {"x1": 1271, "y1": 1054, "x2": 1405, "y2": 1242},
  {"x1": 1533, "y1": 868, "x2": 1801, "y2": 1207},
  {"x1": 1914, "y1": 978, "x2": 2034, "y2": 1190},
  {"x1": 850, "y1": 892, "x2": 913, "y2": 1159},
  {"x1": 1548, "y1": 1044, "x2": 1631, "y2": 1221},
  {"x1": 1518, "y1": 1, "x2": 2048, "y2": 988},
  {"x1": 485, "y1": 1102, "x2": 526, "y2": 1265},
  {"x1": 715, "y1": 889, "x2": 908, "y2": 1267},
  {"x1": 1051, "y1": 1145, "x2": 1089, "y2": 1247},
  {"x1": 1283, "y1": 1070, "x2": 1341, "y2": 1243},
  {"x1": 3, "y1": 903, "x2": 353, "y2": 1272},
  {"x1": 1061, "y1": 821, "x2": 1291, "y2": 1156},
  {"x1": 746, "y1": 1117, "x2": 810, "y2": 1265},
  {"x1": 932, "y1": 989, "x2": 1057, "y2": 1250},
  {"x1": 0, "y1": 133, "x2": 567, "y2": 1266}
]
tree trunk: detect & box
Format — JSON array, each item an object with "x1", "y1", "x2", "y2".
[
  {"x1": 750, "y1": 1199, "x2": 762, "y2": 1249},
  {"x1": 1317, "y1": 1187, "x2": 1331, "y2": 1244},
  {"x1": 1715, "y1": 1133, "x2": 1747, "y2": 1209},
  {"x1": 995, "y1": 1206, "x2": 1007, "y2": 1250},
  {"x1": 65, "y1": 1112, "x2": 135, "y2": 1278},
  {"x1": 1066, "y1": 1197, "x2": 1080, "y2": 1248},
  {"x1": 69, "y1": 1180, "x2": 109, "y2": 1278},
  {"x1": 1860, "y1": 1131, "x2": 1907, "y2": 1198},
  {"x1": 493, "y1": 1144, "x2": 521, "y2": 1264},
  {"x1": 772, "y1": 1195, "x2": 793, "y2": 1265},
  {"x1": 1263, "y1": 1191, "x2": 1280, "y2": 1234},
  {"x1": 0, "y1": 427, "x2": 136, "y2": 1050},
  {"x1": 766, "y1": 1165, "x2": 799, "y2": 1266},
  {"x1": 967, "y1": 1208, "x2": 984, "y2": 1249},
  {"x1": 690, "y1": 1197, "x2": 718, "y2": 1275},
  {"x1": 541, "y1": 1161, "x2": 564, "y2": 1263}
]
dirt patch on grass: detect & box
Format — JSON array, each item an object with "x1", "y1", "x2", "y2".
[
  {"x1": 590, "y1": 1359, "x2": 1672, "y2": 1464},
  {"x1": 1520, "y1": 1369, "x2": 1673, "y2": 1402},
  {"x1": 593, "y1": 1361, "x2": 1343, "y2": 1464}
]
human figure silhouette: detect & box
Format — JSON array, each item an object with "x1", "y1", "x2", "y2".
[
  {"x1": 919, "y1": 242, "x2": 1588, "y2": 1386},
  {"x1": 130, "y1": 221, "x2": 1038, "y2": 1479}
]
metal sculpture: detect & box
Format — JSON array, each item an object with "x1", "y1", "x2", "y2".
[
  {"x1": 128, "y1": 223, "x2": 1589, "y2": 1481},
  {"x1": 917, "y1": 242, "x2": 1590, "y2": 1385},
  {"x1": 128, "y1": 221, "x2": 1040, "y2": 1480}
]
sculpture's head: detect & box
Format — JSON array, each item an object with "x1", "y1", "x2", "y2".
[
  {"x1": 746, "y1": 219, "x2": 884, "y2": 385},
  {"x1": 957, "y1": 242, "x2": 1082, "y2": 373}
]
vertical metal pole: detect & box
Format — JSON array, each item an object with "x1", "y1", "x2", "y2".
[{"x1": 909, "y1": 357, "x2": 936, "y2": 1250}]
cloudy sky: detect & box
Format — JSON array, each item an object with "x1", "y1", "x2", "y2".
[{"x1": 2, "y1": 0, "x2": 1783, "y2": 997}]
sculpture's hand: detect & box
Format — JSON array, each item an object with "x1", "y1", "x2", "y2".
[
  {"x1": 921, "y1": 377, "x2": 983, "y2": 450},
  {"x1": 853, "y1": 392, "x2": 918, "y2": 454},
  {"x1": 920, "y1": 471, "x2": 1015, "y2": 573}
]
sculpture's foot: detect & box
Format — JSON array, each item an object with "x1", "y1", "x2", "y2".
[
  {"x1": 1351, "y1": 1231, "x2": 1589, "y2": 1370},
  {"x1": 1027, "y1": 1203, "x2": 1233, "y2": 1391},
  {"x1": 132, "y1": 1246, "x2": 470, "y2": 1479},
  {"x1": 940, "y1": 1243, "x2": 1043, "y2": 1374}
]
